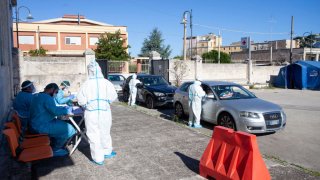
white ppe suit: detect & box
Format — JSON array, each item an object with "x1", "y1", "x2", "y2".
[
  {"x1": 128, "y1": 74, "x2": 141, "y2": 106},
  {"x1": 188, "y1": 81, "x2": 205, "y2": 126},
  {"x1": 77, "y1": 60, "x2": 118, "y2": 162}
]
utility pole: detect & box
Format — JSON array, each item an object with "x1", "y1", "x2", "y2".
[
  {"x1": 270, "y1": 42, "x2": 273, "y2": 65},
  {"x1": 248, "y1": 37, "x2": 252, "y2": 84},
  {"x1": 182, "y1": 18, "x2": 187, "y2": 60},
  {"x1": 218, "y1": 30, "x2": 221, "y2": 64},
  {"x1": 289, "y1": 16, "x2": 294, "y2": 64},
  {"x1": 190, "y1": 9, "x2": 193, "y2": 60}
]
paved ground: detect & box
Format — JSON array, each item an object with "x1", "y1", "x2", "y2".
[
  {"x1": 28, "y1": 94, "x2": 318, "y2": 179},
  {"x1": 134, "y1": 89, "x2": 320, "y2": 174},
  {"x1": 32, "y1": 104, "x2": 208, "y2": 180},
  {"x1": 252, "y1": 89, "x2": 320, "y2": 173}
]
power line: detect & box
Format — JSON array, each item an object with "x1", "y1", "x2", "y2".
[{"x1": 193, "y1": 23, "x2": 289, "y2": 35}]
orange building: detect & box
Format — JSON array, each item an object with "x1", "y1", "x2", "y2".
[{"x1": 13, "y1": 15, "x2": 128, "y2": 55}]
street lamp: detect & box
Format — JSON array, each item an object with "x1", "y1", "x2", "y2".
[
  {"x1": 181, "y1": 10, "x2": 192, "y2": 61},
  {"x1": 15, "y1": 6, "x2": 34, "y2": 48}
]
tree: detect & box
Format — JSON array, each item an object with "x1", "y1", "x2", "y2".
[
  {"x1": 294, "y1": 34, "x2": 318, "y2": 48},
  {"x1": 170, "y1": 60, "x2": 188, "y2": 87},
  {"x1": 95, "y1": 30, "x2": 130, "y2": 60},
  {"x1": 201, "y1": 50, "x2": 231, "y2": 63},
  {"x1": 28, "y1": 46, "x2": 47, "y2": 56},
  {"x1": 173, "y1": 55, "x2": 183, "y2": 60},
  {"x1": 140, "y1": 28, "x2": 172, "y2": 59}
]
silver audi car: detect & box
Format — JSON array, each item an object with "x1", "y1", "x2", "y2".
[{"x1": 174, "y1": 81, "x2": 286, "y2": 134}]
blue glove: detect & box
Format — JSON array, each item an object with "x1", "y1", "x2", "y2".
[
  {"x1": 66, "y1": 107, "x2": 73, "y2": 114},
  {"x1": 68, "y1": 95, "x2": 75, "y2": 100}
]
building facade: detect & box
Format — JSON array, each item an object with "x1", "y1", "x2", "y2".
[
  {"x1": 0, "y1": 0, "x2": 15, "y2": 176},
  {"x1": 213, "y1": 45, "x2": 242, "y2": 55},
  {"x1": 186, "y1": 33, "x2": 222, "y2": 58},
  {"x1": 13, "y1": 15, "x2": 128, "y2": 56}
]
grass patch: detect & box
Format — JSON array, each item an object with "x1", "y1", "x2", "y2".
[
  {"x1": 290, "y1": 164, "x2": 320, "y2": 177},
  {"x1": 264, "y1": 155, "x2": 320, "y2": 177}
]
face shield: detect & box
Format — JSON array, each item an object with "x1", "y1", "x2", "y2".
[{"x1": 87, "y1": 60, "x2": 104, "y2": 79}]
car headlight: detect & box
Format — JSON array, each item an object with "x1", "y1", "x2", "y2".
[
  {"x1": 240, "y1": 111, "x2": 260, "y2": 118},
  {"x1": 154, "y1": 92, "x2": 165, "y2": 96}
]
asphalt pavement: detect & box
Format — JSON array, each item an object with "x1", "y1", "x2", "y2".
[{"x1": 6, "y1": 89, "x2": 319, "y2": 179}]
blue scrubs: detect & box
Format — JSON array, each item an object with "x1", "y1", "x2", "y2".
[
  {"x1": 55, "y1": 89, "x2": 71, "y2": 105},
  {"x1": 13, "y1": 91, "x2": 33, "y2": 131},
  {"x1": 30, "y1": 93, "x2": 75, "y2": 150}
]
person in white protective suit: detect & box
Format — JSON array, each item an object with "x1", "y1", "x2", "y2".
[
  {"x1": 77, "y1": 60, "x2": 118, "y2": 165},
  {"x1": 128, "y1": 74, "x2": 141, "y2": 106},
  {"x1": 188, "y1": 80, "x2": 205, "y2": 128}
]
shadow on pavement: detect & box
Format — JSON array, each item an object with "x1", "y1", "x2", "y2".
[
  {"x1": 32, "y1": 156, "x2": 74, "y2": 180},
  {"x1": 77, "y1": 140, "x2": 92, "y2": 161},
  {"x1": 174, "y1": 152, "x2": 199, "y2": 174}
]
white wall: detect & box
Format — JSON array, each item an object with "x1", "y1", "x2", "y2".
[
  {"x1": 20, "y1": 55, "x2": 90, "y2": 93},
  {"x1": 169, "y1": 60, "x2": 283, "y2": 85}
]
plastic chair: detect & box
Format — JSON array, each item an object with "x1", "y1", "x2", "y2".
[
  {"x1": 4, "y1": 122, "x2": 50, "y2": 149},
  {"x1": 12, "y1": 112, "x2": 48, "y2": 138},
  {"x1": 3, "y1": 129, "x2": 53, "y2": 162}
]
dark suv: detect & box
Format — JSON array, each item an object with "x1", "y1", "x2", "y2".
[{"x1": 122, "y1": 74, "x2": 177, "y2": 109}]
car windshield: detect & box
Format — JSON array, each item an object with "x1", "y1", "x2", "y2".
[
  {"x1": 140, "y1": 76, "x2": 169, "y2": 86},
  {"x1": 212, "y1": 85, "x2": 256, "y2": 100}
]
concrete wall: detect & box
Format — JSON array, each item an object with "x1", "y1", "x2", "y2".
[
  {"x1": 252, "y1": 66, "x2": 282, "y2": 84},
  {"x1": 18, "y1": 49, "x2": 95, "y2": 93},
  {"x1": 169, "y1": 60, "x2": 282, "y2": 85},
  {"x1": 0, "y1": 0, "x2": 15, "y2": 177},
  {"x1": 231, "y1": 48, "x2": 304, "y2": 64}
]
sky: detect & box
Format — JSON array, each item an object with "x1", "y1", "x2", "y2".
[{"x1": 18, "y1": 0, "x2": 320, "y2": 57}]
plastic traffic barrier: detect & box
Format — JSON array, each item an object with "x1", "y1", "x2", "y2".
[{"x1": 199, "y1": 126, "x2": 270, "y2": 180}]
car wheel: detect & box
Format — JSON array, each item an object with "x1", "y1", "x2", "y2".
[
  {"x1": 123, "y1": 91, "x2": 129, "y2": 102},
  {"x1": 175, "y1": 102, "x2": 184, "y2": 118},
  {"x1": 218, "y1": 113, "x2": 236, "y2": 130},
  {"x1": 146, "y1": 95, "x2": 154, "y2": 109}
]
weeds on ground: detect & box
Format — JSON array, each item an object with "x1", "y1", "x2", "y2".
[{"x1": 264, "y1": 155, "x2": 320, "y2": 177}]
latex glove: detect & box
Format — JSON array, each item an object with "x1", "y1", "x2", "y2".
[
  {"x1": 68, "y1": 95, "x2": 75, "y2": 100},
  {"x1": 66, "y1": 106, "x2": 73, "y2": 115}
]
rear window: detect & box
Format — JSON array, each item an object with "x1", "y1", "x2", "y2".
[{"x1": 108, "y1": 75, "x2": 125, "y2": 81}]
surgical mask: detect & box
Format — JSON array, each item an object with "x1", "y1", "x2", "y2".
[
  {"x1": 31, "y1": 86, "x2": 36, "y2": 93},
  {"x1": 50, "y1": 90, "x2": 58, "y2": 97}
]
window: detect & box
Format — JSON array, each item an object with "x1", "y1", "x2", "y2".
[
  {"x1": 89, "y1": 37, "x2": 99, "y2": 45},
  {"x1": 19, "y1": 36, "x2": 34, "y2": 44},
  {"x1": 40, "y1": 36, "x2": 56, "y2": 45},
  {"x1": 65, "y1": 36, "x2": 81, "y2": 45},
  {"x1": 212, "y1": 85, "x2": 256, "y2": 100},
  {"x1": 108, "y1": 75, "x2": 125, "y2": 81},
  {"x1": 180, "y1": 83, "x2": 192, "y2": 92},
  {"x1": 202, "y1": 84, "x2": 214, "y2": 95}
]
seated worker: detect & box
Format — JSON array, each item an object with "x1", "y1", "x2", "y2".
[
  {"x1": 30, "y1": 83, "x2": 76, "y2": 156},
  {"x1": 13, "y1": 80, "x2": 36, "y2": 132},
  {"x1": 55, "y1": 81, "x2": 75, "y2": 106}
]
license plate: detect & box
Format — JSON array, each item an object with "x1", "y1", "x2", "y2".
[{"x1": 266, "y1": 120, "x2": 280, "y2": 125}]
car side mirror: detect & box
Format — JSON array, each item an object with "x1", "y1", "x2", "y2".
[
  {"x1": 168, "y1": 82, "x2": 172, "y2": 85},
  {"x1": 207, "y1": 94, "x2": 215, "y2": 99}
]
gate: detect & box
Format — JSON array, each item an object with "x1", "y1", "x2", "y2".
[
  {"x1": 151, "y1": 59, "x2": 169, "y2": 81},
  {"x1": 96, "y1": 59, "x2": 108, "y2": 78}
]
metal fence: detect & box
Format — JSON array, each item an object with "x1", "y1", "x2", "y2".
[
  {"x1": 108, "y1": 61, "x2": 127, "y2": 73},
  {"x1": 141, "y1": 64, "x2": 150, "y2": 73}
]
